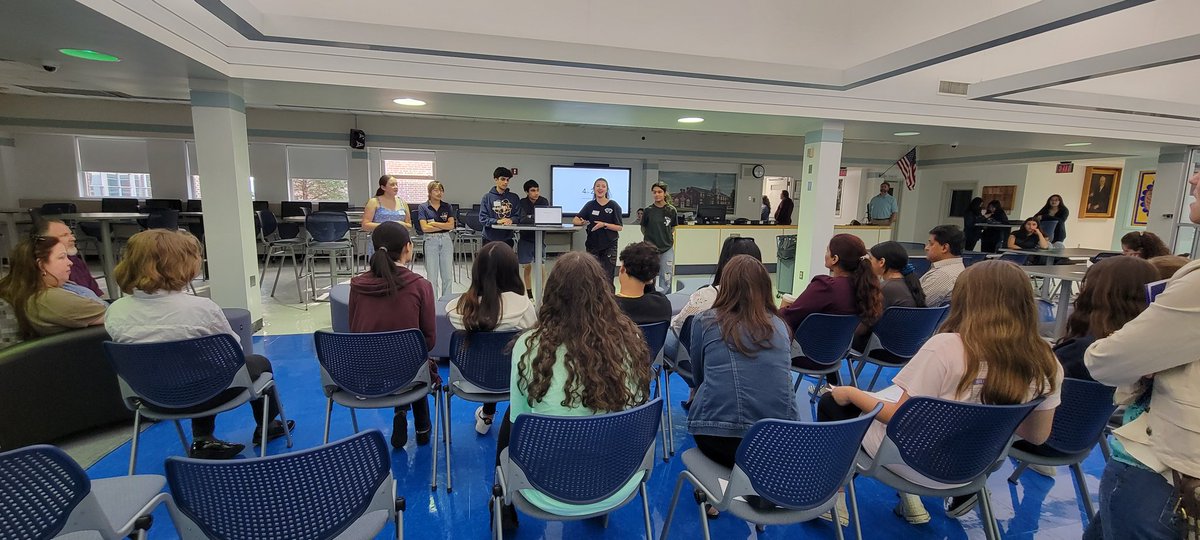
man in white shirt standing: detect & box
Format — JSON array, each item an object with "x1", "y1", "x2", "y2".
[
  {"x1": 919, "y1": 225, "x2": 966, "y2": 307},
  {"x1": 867, "y1": 182, "x2": 899, "y2": 226}
]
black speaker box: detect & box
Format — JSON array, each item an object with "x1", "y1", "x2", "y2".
[{"x1": 349, "y1": 129, "x2": 366, "y2": 149}]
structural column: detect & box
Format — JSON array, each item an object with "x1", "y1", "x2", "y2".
[
  {"x1": 349, "y1": 150, "x2": 371, "y2": 205},
  {"x1": 1147, "y1": 146, "x2": 1192, "y2": 246},
  {"x1": 190, "y1": 80, "x2": 263, "y2": 323},
  {"x1": 792, "y1": 122, "x2": 844, "y2": 293}
]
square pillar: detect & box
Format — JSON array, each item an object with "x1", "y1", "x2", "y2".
[{"x1": 793, "y1": 122, "x2": 844, "y2": 292}]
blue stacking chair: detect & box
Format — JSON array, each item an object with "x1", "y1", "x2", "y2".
[
  {"x1": 638, "y1": 321, "x2": 673, "y2": 460},
  {"x1": 165, "y1": 430, "x2": 404, "y2": 540},
  {"x1": 851, "y1": 305, "x2": 949, "y2": 390},
  {"x1": 791, "y1": 313, "x2": 862, "y2": 394},
  {"x1": 256, "y1": 210, "x2": 305, "y2": 301},
  {"x1": 962, "y1": 251, "x2": 988, "y2": 267},
  {"x1": 908, "y1": 257, "x2": 931, "y2": 277},
  {"x1": 492, "y1": 399, "x2": 663, "y2": 540},
  {"x1": 1008, "y1": 379, "x2": 1117, "y2": 520},
  {"x1": 104, "y1": 334, "x2": 292, "y2": 475},
  {"x1": 313, "y1": 330, "x2": 435, "y2": 445},
  {"x1": 435, "y1": 329, "x2": 521, "y2": 492},
  {"x1": 304, "y1": 211, "x2": 354, "y2": 299},
  {"x1": 0, "y1": 445, "x2": 172, "y2": 539},
  {"x1": 857, "y1": 397, "x2": 1042, "y2": 540},
  {"x1": 661, "y1": 405, "x2": 883, "y2": 540},
  {"x1": 998, "y1": 252, "x2": 1030, "y2": 265},
  {"x1": 896, "y1": 241, "x2": 925, "y2": 250}
]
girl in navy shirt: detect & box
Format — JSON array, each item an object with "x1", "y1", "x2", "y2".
[{"x1": 572, "y1": 178, "x2": 623, "y2": 284}]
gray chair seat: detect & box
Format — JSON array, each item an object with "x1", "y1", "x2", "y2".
[{"x1": 91, "y1": 474, "x2": 167, "y2": 532}]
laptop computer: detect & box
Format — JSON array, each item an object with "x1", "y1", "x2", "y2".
[{"x1": 534, "y1": 206, "x2": 564, "y2": 226}]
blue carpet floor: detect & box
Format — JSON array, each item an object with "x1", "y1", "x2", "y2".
[{"x1": 85, "y1": 333, "x2": 1102, "y2": 539}]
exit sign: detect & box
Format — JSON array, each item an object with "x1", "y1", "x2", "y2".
[{"x1": 1056, "y1": 162, "x2": 1074, "y2": 173}]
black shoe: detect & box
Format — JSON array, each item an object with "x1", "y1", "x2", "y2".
[
  {"x1": 415, "y1": 428, "x2": 431, "y2": 446},
  {"x1": 945, "y1": 494, "x2": 979, "y2": 518},
  {"x1": 490, "y1": 502, "x2": 519, "y2": 531},
  {"x1": 391, "y1": 414, "x2": 408, "y2": 448},
  {"x1": 680, "y1": 399, "x2": 692, "y2": 411},
  {"x1": 190, "y1": 438, "x2": 245, "y2": 459},
  {"x1": 253, "y1": 419, "x2": 295, "y2": 446}
]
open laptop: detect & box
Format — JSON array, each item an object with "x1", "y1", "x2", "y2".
[{"x1": 534, "y1": 206, "x2": 564, "y2": 226}]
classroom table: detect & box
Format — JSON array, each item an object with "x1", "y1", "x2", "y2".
[
  {"x1": 1001, "y1": 246, "x2": 1116, "y2": 260},
  {"x1": 1021, "y1": 263, "x2": 1088, "y2": 338},
  {"x1": 56, "y1": 212, "x2": 148, "y2": 299},
  {"x1": 493, "y1": 224, "x2": 582, "y2": 304}
]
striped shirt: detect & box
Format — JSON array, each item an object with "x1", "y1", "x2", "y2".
[{"x1": 919, "y1": 258, "x2": 965, "y2": 307}]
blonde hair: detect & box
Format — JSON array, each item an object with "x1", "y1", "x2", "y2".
[
  {"x1": 939, "y1": 260, "x2": 1059, "y2": 404},
  {"x1": 427, "y1": 180, "x2": 444, "y2": 197},
  {"x1": 113, "y1": 229, "x2": 202, "y2": 294}
]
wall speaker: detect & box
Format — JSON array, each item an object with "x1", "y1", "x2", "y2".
[{"x1": 349, "y1": 129, "x2": 366, "y2": 149}]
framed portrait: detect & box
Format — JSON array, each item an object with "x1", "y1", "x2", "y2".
[
  {"x1": 1131, "y1": 171, "x2": 1155, "y2": 226},
  {"x1": 1079, "y1": 166, "x2": 1122, "y2": 219}
]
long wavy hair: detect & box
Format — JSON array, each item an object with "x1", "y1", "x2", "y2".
[
  {"x1": 1064, "y1": 256, "x2": 1158, "y2": 341},
  {"x1": 712, "y1": 255, "x2": 780, "y2": 356},
  {"x1": 1035, "y1": 194, "x2": 1069, "y2": 220},
  {"x1": 1121, "y1": 231, "x2": 1170, "y2": 258},
  {"x1": 517, "y1": 252, "x2": 650, "y2": 411},
  {"x1": 458, "y1": 242, "x2": 525, "y2": 331},
  {"x1": 828, "y1": 234, "x2": 883, "y2": 325},
  {"x1": 869, "y1": 241, "x2": 926, "y2": 307},
  {"x1": 939, "y1": 261, "x2": 1059, "y2": 404},
  {"x1": 0, "y1": 235, "x2": 62, "y2": 339}
]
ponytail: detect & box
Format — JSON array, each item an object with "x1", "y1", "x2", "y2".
[
  {"x1": 850, "y1": 261, "x2": 883, "y2": 324},
  {"x1": 375, "y1": 187, "x2": 385, "y2": 197},
  {"x1": 899, "y1": 266, "x2": 927, "y2": 307},
  {"x1": 368, "y1": 246, "x2": 404, "y2": 296}
]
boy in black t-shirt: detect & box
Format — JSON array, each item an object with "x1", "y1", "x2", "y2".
[
  {"x1": 615, "y1": 242, "x2": 673, "y2": 324},
  {"x1": 640, "y1": 181, "x2": 678, "y2": 292},
  {"x1": 515, "y1": 179, "x2": 550, "y2": 297}
]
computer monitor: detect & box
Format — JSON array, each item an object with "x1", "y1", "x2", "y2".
[
  {"x1": 696, "y1": 204, "x2": 727, "y2": 224},
  {"x1": 534, "y1": 206, "x2": 563, "y2": 225}
]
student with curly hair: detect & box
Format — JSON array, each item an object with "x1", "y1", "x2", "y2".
[
  {"x1": 1121, "y1": 230, "x2": 1171, "y2": 259},
  {"x1": 615, "y1": 241, "x2": 672, "y2": 324}
]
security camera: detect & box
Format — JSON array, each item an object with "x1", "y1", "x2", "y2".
[
  {"x1": 950, "y1": 141, "x2": 959, "y2": 149},
  {"x1": 41, "y1": 62, "x2": 59, "y2": 73}
]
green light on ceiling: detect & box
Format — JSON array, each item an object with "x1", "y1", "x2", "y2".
[{"x1": 58, "y1": 49, "x2": 121, "y2": 62}]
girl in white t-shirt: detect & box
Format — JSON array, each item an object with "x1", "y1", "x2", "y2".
[{"x1": 819, "y1": 260, "x2": 1062, "y2": 525}]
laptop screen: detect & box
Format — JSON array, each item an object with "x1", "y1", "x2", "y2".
[{"x1": 534, "y1": 206, "x2": 563, "y2": 225}]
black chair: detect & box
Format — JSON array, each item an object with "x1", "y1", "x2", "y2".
[
  {"x1": 186, "y1": 199, "x2": 203, "y2": 212},
  {"x1": 252, "y1": 200, "x2": 270, "y2": 214},
  {"x1": 143, "y1": 208, "x2": 179, "y2": 230},
  {"x1": 318, "y1": 201, "x2": 349, "y2": 213},
  {"x1": 256, "y1": 210, "x2": 305, "y2": 300},
  {"x1": 281, "y1": 201, "x2": 313, "y2": 218},
  {"x1": 40, "y1": 202, "x2": 77, "y2": 215},
  {"x1": 145, "y1": 198, "x2": 182, "y2": 211},
  {"x1": 304, "y1": 211, "x2": 353, "y2": 298},
  {"x1": 101, "y1": 198, "x2": 140, "y2": 213}
]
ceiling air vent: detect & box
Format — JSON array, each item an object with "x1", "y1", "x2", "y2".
[
  {"x1": 18, "y1": 85, "x2": 133, "y2": 98},
  {"x1": 938, "y1": 80, "x2": 969, "y2": 96}
]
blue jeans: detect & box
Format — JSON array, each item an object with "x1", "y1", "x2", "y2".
[
  {"x1": 1084, "y1": 460, "x2": 1179, "y2": 540},
  {"x1": 657, "y1": 247, "x2": 675, "y2": 292},
  {"x1": 422, "y1": 233, "x2": 454, "y2": 299}
]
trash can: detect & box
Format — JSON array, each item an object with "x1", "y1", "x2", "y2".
[{"x1": 776, "y1": 234, "x2": 797, "y2": 295}]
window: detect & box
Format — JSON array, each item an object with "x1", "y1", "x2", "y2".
[
  {"x1": 186, "y1": 142, "x2": 256, "y2": 199},
  {"x1": 289, "y1": 178, "x2": 347, "y2": 201},
  {"x1": 189, "y1": 175, "x2": 256, "y2": 200},
  {"x1": 287, "y1": 146, "x2": 349, "y2": 202},
  {"x1": 82, "y1": 172, "x2": 152, "y2": 198},
  {"x1": 381, "y1": 150, "x2": 436, "y2": 203},
  {"x1": 76, "y1": 137, "x2": 151, "y2": 198}
]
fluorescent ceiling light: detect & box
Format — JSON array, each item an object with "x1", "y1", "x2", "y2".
[
  {"x1": 677, "y1": 117, "x2": 704, "y2": 123},
  {"x1": 1063, "y1": 142, "x2": 1092, "y2": 147},
  {"x1": 892, "y1": 131, "x2": 920, "y2": 136},
  {"x1": 392, "y1": 98, "x2": 426, "y2": 106},
  {"x1": 58, "y1": 49, "x2": 120, "y2": 62}
]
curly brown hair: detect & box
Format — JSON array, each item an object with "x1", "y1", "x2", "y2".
[{"x1": 516, "y1": 251, "x2": 650, "y2": 411}]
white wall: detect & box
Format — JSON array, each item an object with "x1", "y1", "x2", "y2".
[
  {"x1": 905, "y1": 163, "x2": 1030, "y2": 241},
  {"x1": 1020, "y1": 158, "x2": 1127, "y2": 249},
  {"x1": 837, "y1": 168, "x2": 863, "y2": 223}
]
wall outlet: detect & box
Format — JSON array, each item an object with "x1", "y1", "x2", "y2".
[{"x1": 250, "y1": 275, "x2": 257, "y2": 287}]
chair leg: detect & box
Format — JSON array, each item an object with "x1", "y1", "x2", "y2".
[
  {"x1": 350, "y1": 408, "x2": 360, "y2": 433},
  {"x1": 659, "y1": 475, "x2": 687, "y2": 540},
  {"x1": 260, "y1": 393, "x2": 271, "y2": 457},
  {"x1": 1008, "y1": 462, "x2": 1029, "y2": 484},
  {"x1": 639, "y1": 482, "x2": 653, "y2": 540},
  {"x1": 431, "y1": 388, "x2": 441, "y2": 491},
  {"x1": 173, "y1": 420, "x2": 190, "y2": 454},
  {"x1": 978, "y1": 487, "x2": 999, "y2": 540},
  {"x1": 696, "y1": 491, "x2": 712, "y2": 540},
  {"x1": 491, "y1": 493, "x2": 503, "y2": 540},
  {"x1": 444, "y1": 391, "x2": 453, "y2": 492},
  {"x1": 274, "y1": 388, "x2": 293, "y2": 448},
  {"x1": 663, "y1": 372, "x2": 675, "y2": 456},
  {"x1": 323, "y1": 397, "x2": 333, "y2": 444},
  {"x1": 128, "y1": 411, "x2": 142, "y2": 476},
  {"x1": 832, "y1": 500, "x2": 846, "y2": 540},
  {"x1": 848, "y1": 480, "x2": 863, "y2": 540},
  {"x1": 1098, "y1": 436, "x2": 1112, "y2": 461},
  {"x1": 1071, "y1": 462, "x2": 1096, "y2": 521},
  {"x1": 867, "y1": 366, "x2": 882, "y2": 391}
]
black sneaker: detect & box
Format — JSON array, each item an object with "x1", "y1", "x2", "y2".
[
  {"x1": 489, "y1": 502, "x2": 519, "y2": 531},
  {"x1": 945, "y1": 494, "x2": 979, "y2": 518},
  {"x1": 415, "y1": 428, "x2": 431, "y2": 446},
  {"x1": 190, "y1": 438, "x2": 245, "y2": 459},
  {"x1": 391, "y1": 414, "x2": 408, "y2": 448},
  {"x1": 253, "y1": 419, "x2": 295, "y2": 446}
]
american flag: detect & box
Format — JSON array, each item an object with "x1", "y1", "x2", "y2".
[{"x1": 897, "y1": 148, "x2": 917, "y2": 190}]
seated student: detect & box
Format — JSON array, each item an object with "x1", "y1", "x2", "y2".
[
  {"x1": 688, "y1": 254, "x2": 798, "y2": 474},
  {"x1": 105, "y1": 230, "x2": 292, "y2": 459},
  {"x1": 670, "y1": 237, "x2": 762, "y2": 334},
  {"x1": 1055, "y1": 256, "x2": 1159, "y2": 382},
  {"x1": 1008, "y1": 217, "x2": 1050, "y2": 265},
  {"x1": 868, "y1": 241, "x2": 926, "y2": 308},
  {"x1": 780, "y1": 234, "x2": 882, "y2": 385},
  {"x1": 817, "y1": 261, "x2": 1062, "y2": 525},
  {"x1": 349, "y1": 221, "x2": 436, "y2": 448},
  {"x1": 1121, "y1": 230, "x2": 1171, "y2": 259},
  {"x1": 1149, "y1": 254, "x2": 1189, "y2": 280},
  {"x1": 37, "y1": 219, "x2": 104, "y2": 298},
  {"x1": 0, "y1": 235, "x2": 106, "y2": 340},
  {"x1": 919, "y1": 225, "x2": 966, "y2": 307},
  {"x1": 615, "y1": 242, "x2": 672, "y2": 324},
  {"x1": 492, "y1": 251, "x2": 651, "y2": 529},
  {"x1": 446, "y1": 242, "x2": 536, "y2": 434}
]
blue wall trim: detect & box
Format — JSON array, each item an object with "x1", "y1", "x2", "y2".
[
  {"x1": 0, "y1": 117, "x2": 195, "y2": 134},
  {"x1": 189, "y1": 90, "x2": 246, "y2": 112},
  {"x1": 804, "y1": 129, "x2": 844, "y2": 144}
]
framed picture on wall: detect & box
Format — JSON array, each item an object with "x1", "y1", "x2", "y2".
[
  {"x1": 1131, "y1": 171, "x2": 1155, "y2": 226},
  {"x1": 1080, "y1": 166, "x2": 1122, "y2": 219},
  {"x1": 981, "y1": 185, "x2": 1017, "y2": 213},
  {"x1": 834, "y1": 178, "x2": 844, "y2": 218}
]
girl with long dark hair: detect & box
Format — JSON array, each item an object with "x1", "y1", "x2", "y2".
[
  {"x1": 963, "y1": 197, "x2": 984, "y2": 251},
  {"x1": 0, "y1": 234, "x2": 106, "y2": 339},
  {"x1": 572, "y1": 178, "x2": 623, "y2": 284},
  {"x1": 980, "y1": 199, "x2": 1009, "y2": 252},
  {"x1": 1034, "y1": 194, "x2": 1069, "y2": 246},
  {"x1": 868, "y1": 241, "x2": 926, "y2": 308}
]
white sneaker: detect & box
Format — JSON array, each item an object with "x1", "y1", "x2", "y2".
[
  {"x1": 1029, "y1": 464, "x2": 1057, "y2": 477},
  {"x1": 819, "y1": 492, "x2": 850, "y2": 526},
  {"x1": 894, "y1": 494, "x2": 930, "y2": 525},
  {"x1": 474, "y1": 406, "x2": 494, "y2": 435}
]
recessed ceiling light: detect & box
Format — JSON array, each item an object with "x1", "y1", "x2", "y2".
[
  {"x1": 58, "y1": 49, "x2": 120, "y2": 62},
  {"x1": 677, "y1": 117, "x2": 704, "y2": 124},
  {"x1": 1063, "y1": 142, "x2": 1092, "y2": 147},
  {"x1": 893, "y1": 131, "x2": 920, "y2": 136},
  {"x1": 392, "y1": 98, "x2": 426, "y2": 106}
]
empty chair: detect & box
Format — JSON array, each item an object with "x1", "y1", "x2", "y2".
[
  {"x1": 0, "y1": 445, "x2": 173, "y2": 539},
  {"x1": 252, "y1": 200, "x2": 270, "y2": 213},
  {"x1": 185, "y1": 199, "x2": 203, "y2": 212},
  {"x1": 896, "y1": 241, "x2": 925, "y2": 250},
  {"x1": 660, "y1": 405, "x2": 883, "y2": 540},
  {"x1": 857, "y1": 397, "x2": 1042, "y2": 540},
  {"x1": 145, "y1": 198, "x2": 183, "y2": 211},
  {"x1": 281, "y1": 200, "x2": 313, "y2": 218},
  {"x1": 104, "y1": 333, "x2": 293, "y2": 474},
  {"x1": 101, "y1": 197, "x2": 140, "y2": 213},
  {"x1": 165, "y1": 430, "x2": 405, "y2": 540},
  {"x1": 257, "y1": 210, "x2": 305, "y2": 301},
  {"x1": 304, "y1": 211, "x2": 355, "y2": 297},
  {"x1": 790, "y1": 313, "x2": 861, "y2": 394},
  {"x1": 435, "y1": 329, "x2": 521, "y2": 491},
  {"x1": 492, "y1": 399, "x2": 663, "y2": 540},
  {"x1": 318, "y1": 201, "x2": 349, "y2": 212},
  {"x1": 40, "y1": 202, "x2": 77, "y2": 215},
  {"x1": 851, "y1": 305, "x2": 949, "y2": 390},
  {"x1": 638, "y1": 321, "x2": 672, "y2": 460},
  {"x1": 1007, "y1": 379, "x2": 1117, "y2": 521}
]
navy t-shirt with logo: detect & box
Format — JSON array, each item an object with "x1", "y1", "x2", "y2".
[{"x1": 578, "y1": 199, "x2": 622, "y2": 251}]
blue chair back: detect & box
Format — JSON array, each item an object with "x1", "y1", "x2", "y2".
[
  {"x1": 870, "y1": 306, "x2": 949, "y2": 359},
  {"x1": 449, "y1": 329, "x2": 521, "y2": 393},
  {"x1": 794, "y1": 313, "x2": 859, "y2": 367},
  {"x1": 281, "y1": 201, "x2": 312, "y2": 218},
  {"x1": 886, "y1": 397, "x2": 1040, "y2": 485},
  {"x1": 999, "y1": 252, "x2": 1029, "y2": 265},
  {"x1": 638, "y1": 321, "x2": 669, "y2": 364},
  {"x1": 510, "y1": 399, "x2": 662, "y2": 505},
  {"x1": 1036, "y1": 298, "x2": 1056, "y2": 322},
  {"x1": 1043, "y1": 378, "x2": 1117, "y2": 455},
  {"x1": 962, "y1": 251, "x2": 987, "y2": 267},
  {"x1": 1039, "y1": 220, "x2": 1058, "y2": 240},
  {"x1": 306, "y1": 211, "x2": 350, "y2": 242},
  {"x1": 165, "y1": 430, "x2": 391, "y2": 540},
  {"x1": 735, "y1": 405, "x2": 880, "y2": 510},
  {"x1": 40, "y1": 202, "x2": 77, "y2": 215},
  {"x1": 0, "y1": 445, "x2": 90, "y2": 539},
  {"x1": 314, "y1": 329, "x2": 429, "y2": 398},
  {"x1": 104, "y1": 334, "x2": 247, "y2": 409},
  {"x1": 101, "y1": 197, "x2": 139, "y2": 213},
  {"x1": 318, "y1": 201, "x2": 349, "y2": 213},
  {"x1": 256, "y1": 210, "x2": 279, "y2": 239},
  {"x1": 909, "y1": 257, "x2": 931, "y2": 278}
]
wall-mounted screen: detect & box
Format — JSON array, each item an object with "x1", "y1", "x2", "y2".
[
  {"x1": 551, "y1": 166, "x2": 631, "y2": 216},
  {"x1": 659, "y1": 171, "x2": 737, "y2": 213}
]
